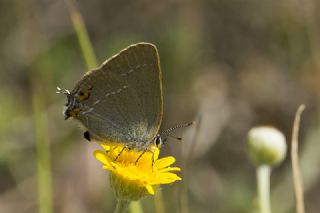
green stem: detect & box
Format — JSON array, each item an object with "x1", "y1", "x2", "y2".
[
  {"x1": 115, "y1": 199, "x2": 130, "y2": 213},
  {"x1": 66, "y1": 0, "x2": 98, "y2": 70},
  {"x1": 154, "y1": 189, "x2": 165, "y2": 213},
  {"x1": 257, "y1": 165, "x2": 271, "y2": 213},
  {"x1": 32, "y1": 89, "x2": 53, "y2": 213},
  {"x1": 129, "y1": 201, "x2": 144, "y2": 213}
]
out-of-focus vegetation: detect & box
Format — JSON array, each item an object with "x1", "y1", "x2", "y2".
[{"x1": 1, "y1": 0, "x2": 320, "y2": 212}]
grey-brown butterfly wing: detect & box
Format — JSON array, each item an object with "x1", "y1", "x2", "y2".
[{"x1": 70, "y1": 43, "x2": 163, "y2": 149}]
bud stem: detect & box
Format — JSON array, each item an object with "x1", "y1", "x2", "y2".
[{"x1": 257, "y1": 165, "x2": 271, "y2": 213}]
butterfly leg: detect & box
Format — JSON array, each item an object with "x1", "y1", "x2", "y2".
[
  {"x1": 135, "y1": 147, "x2": 156, "y2": 170},
  {"x1": 114, "y1": 146, "x2": 127, "y2": 161},
  {"x1": 135, "y1": 149, "x2": 147, "y2": 165},
  {"x1": 151, "y1": 151, "x2": 155, "y2": 171}
]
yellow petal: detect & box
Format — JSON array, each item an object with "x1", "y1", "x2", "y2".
[
  {"x1": 145, "y1": 185, "x2": 155, "y2": 195},
  {"x1": 101, "y1": 144, "x2": 111, "y2": 151},
  {"x1": 158, "y1": 167, "x2": 181, "y2": 173},
  {"x1": 151, "y1": 173, "x2": 182, "y2": 184},
  {"x1": 153, "y1": 147, "x2": 160, "y2": 160},
  {"x1": 154, "y1": 156, "x2": 176, "y2": 168},
  {"x1": 102, "y1": 165, "x2": 114, "y2": 170},
  {"x1": 94, "y1": 150, "x2": 109, "y2": 164}
]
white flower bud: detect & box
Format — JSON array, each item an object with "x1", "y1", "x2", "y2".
[{"x1": 247, "y1": 126, "x2": 287, "y2": 167}]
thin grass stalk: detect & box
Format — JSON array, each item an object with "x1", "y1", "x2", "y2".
[
  {"x1": 32, "y1": 87, "x2": 53, "y2": 213},
  {"x1": 154, "y1": 189, "x2": 165, "y2": 213},
  {"x1": 180, "y1": 116, "x2": 201, "y2": 213},
  {"x1": 66, "y1": 0, "x2": 98, "y2": 70}
]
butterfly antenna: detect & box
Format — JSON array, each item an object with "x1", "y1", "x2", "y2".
[
  {"x1": 56, "y1": 86, "x2": 62, "y2": 94},
  {"x1": 56, "y1": 86, "x2": 70, "y2": 95},
  {"x1": 161, "y1": 122, "x2": 193, "y2": 136},
  {"x1": 166, "y1": 134, "x2": 182, "y2": 141},
  {"x1": 159, "y1": 122, "x2": 193, "y2": 144}
]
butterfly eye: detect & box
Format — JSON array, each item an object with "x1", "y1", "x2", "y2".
[{"x1": 155, "y1": 135, "x2": 163, "y2": 147}]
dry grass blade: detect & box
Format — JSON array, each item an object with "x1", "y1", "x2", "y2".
[{"x1": 291, "y1": 104, "x2": 306, "y2": 213}]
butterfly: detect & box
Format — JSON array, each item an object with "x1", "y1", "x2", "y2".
[{"x1": 58, "y1": 43, "x2": 164, "y2": 151}]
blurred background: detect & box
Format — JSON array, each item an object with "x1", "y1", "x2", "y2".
[{"x1": 1, "y1": 0, "x2": 320, "y2": 212}]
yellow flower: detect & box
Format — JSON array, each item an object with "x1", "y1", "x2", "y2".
[{"x1": 94, "y1": 144, "x2": 181, "y2": 201}]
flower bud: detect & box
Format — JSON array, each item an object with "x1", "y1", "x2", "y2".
[{"x1": 247, "y1": 126, "x2": 287, "y2": 167}]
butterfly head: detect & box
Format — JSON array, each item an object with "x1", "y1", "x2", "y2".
[{"x1": 56, "y1": 87, "x2": 80, "y2": 120}]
